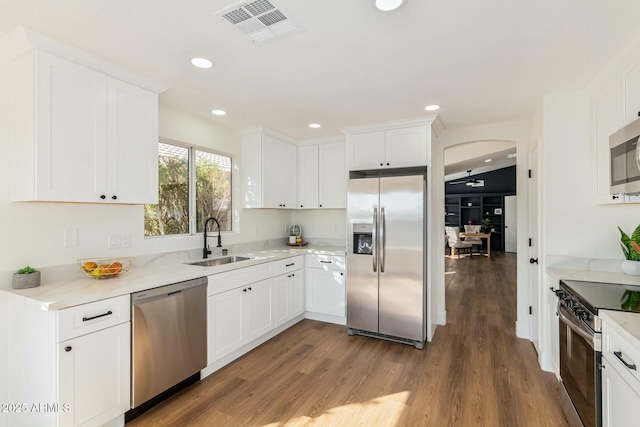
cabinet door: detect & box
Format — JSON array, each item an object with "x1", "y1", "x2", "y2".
[
  {"x1": 287, "y1": 271, "x2": 304, "y2": 318},
  {"x1": 319, "y1": 142, "x2": 347, "y2": 208},
  {"x1": 245, "y1": 278, "x2": 275, "y2": 341},
  {"x1": 58, "y1": 322, "x2": 130, "y2": 427},
  {"x1": 347, "y1": 131, "x2": 385, "y2": 170},
  {"x1": 263, "y1": 135, "x2": 296, "y2": 208},
  {"x1": 594, "y1": 82, "x2": 626, "y2": 204},
  {"x1": 305, "y1": 268, "x2": 345, "y2": 317},
  {"x1": 34, "y1": 51, "x2": 108, "y2": 202},
  {"x1": 602, "y1": 353, "x2": 640, "y2": 427},
  {"x1": 106, "y1": 77, "x2": 159, "y2": 204},
  {"x1": 385, "y1": 126, "x2": 428, "y2": 168},
  {"x1": 208, "y1": 288, "x2": 245, "y2": 364},
  {"x1": 624, "y1": 62, "x2": 640, "y2": 124},
  {"x1": 297, "y1": 145, "x2": 319, "y2": 208},
  {"x1": 274, "y1": 273, "x2": 289, "y2": 326}
]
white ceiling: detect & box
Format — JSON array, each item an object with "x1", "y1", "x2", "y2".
[
  {"x1": 2, "y1": 0, "x2": 640, "y2": 140},
  {"x1": 444, "y1": 140, "x2": 516, "y2": 180}
]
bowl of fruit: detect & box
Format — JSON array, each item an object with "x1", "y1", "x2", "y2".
[{"x1": 78, "y1": 257, "x2": 134, "y2": 279}]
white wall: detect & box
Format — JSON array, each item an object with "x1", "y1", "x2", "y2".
[
  {"x1": 434, "y1": 119, "x2": 532, "y2": 338},
  {"x1": 290, "y1": 209, "x2": 346, "y2": 243}
]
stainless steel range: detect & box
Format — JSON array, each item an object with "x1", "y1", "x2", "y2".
[{"x1": 552, "y1": 279, "x2": 640, "y2": 427}]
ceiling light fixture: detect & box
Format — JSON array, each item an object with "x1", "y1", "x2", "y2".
[
  {"x1": 425, "y1": 104, "x2": 440, "y2": 111},
  {"x1": 309, "y1": 123, "x2": 321, "y2": 129},
  {"x1": 374, "y1": 0, "x2": 406, "y2": 12},
  {"x1": 191, "y1": 57, "x2": 213, "y2": 69},
  {"x1": 484, "y1": 158, "x2": 492, "y2": 163},
  {"x1": 211, "y1": 109, "x2": 227, "y2": 116}
]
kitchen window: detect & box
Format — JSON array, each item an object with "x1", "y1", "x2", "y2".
[{"x1": 144, "y1": 141, "x2": 232, "y2": 237}]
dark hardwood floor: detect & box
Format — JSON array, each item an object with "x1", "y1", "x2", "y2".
[{"x1": 128, "y1": 252, "x2": 568, "y2": 426}]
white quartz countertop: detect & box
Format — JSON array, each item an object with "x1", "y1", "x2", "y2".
[
  {"x1": 546, "y1": 267, "x2": 640, "y2": 287},
  {"x1": 601, "y1": 310, "x2": 640, "y2": 349},
  {"x1": 1, "y1": 246, "x2": 345, "y2": 311}
]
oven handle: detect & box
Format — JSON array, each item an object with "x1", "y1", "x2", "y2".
[{"x1": 557, "y1": 302, "x2": 596, "y2": 350}]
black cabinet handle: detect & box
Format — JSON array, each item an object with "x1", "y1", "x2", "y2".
[
  {"x1": 243, "y1": 288, "x2": 247, "y2": 292},
  {"x1": 286, "y1": 263, "x2": 295, "y2": 267},
  {"x1": 386, "y1": 163, "x2": 390, "y2": 166},
  {"x1": 291, "y1": 273, "x2": 295, "y2": 277},
  {"x1": 529, "y1": 258, "x2": 539, "y2": 264},
  {"x1": 65, "y1": 346, "x2": 72, "y2": 352},
  {"x1": 300, "y1": 205, "x2": 303, "y2": 207},
  {"x1": 612, "y1": 194, "x2": 620, "y2": 200},
  {"x1": 112, "y1": 195, "x2": 117, "y2": 200},
  {"x1": 614, "y1": 351, "x2": 637, "y2": 370},
  {"x1": 82, "y1": 310, "x2": 113, "y2": 322},
  {"x1": 637, "y1": 111, "x2": 640, "y2": 117},
  {"x1": 248, "y1": 287, "x2": 252, "y2": 291},
  {"x1": 100, "y1": 195, "x2": 106, "y2": 200},
  {"x1": 340, "y1": 272, "x2": 344, "y2": 276},
  {"x1": 319, "y1": 204, "x2": 323, "y2": 207},
  {"x1": 320, "y1": 260, "x2": 332, "y2": 264}
]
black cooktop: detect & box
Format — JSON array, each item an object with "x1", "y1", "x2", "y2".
[{"x1": 560, "y1": 279, "x2": 640, "y2": 313}]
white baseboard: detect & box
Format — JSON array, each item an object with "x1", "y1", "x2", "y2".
[
  {"x1": 304, "y1": 311, "x2": 346, "y2": 325},
  {"x1": 201, "y1": 314, "x2": 304, "y2": 379}
]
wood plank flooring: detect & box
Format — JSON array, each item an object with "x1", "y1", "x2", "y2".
[{"x1": 128, "y1": 252, "x2": 568, "y2": 426}]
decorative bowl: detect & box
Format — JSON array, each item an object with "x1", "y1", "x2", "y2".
[{"x1": 77, "y1": 257, "x2": 134, "y2": 279}]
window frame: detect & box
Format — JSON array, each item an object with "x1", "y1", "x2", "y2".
[{"x1": 145, "y1": 138, "x2": 233, "y2": 238}]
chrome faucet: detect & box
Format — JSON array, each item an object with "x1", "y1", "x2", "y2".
[{"x1": 203, "y1": 217, "x2": 222, "y2": 259}]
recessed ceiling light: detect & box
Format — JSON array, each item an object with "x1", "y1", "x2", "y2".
[
  {"x1": 485, "y1": 158, "x2": 492, "y2": 163},
  {"x1": 191, "y1": 57, "x2": 213, "y2": 69},
  {"x1": 374, "y1": 0, "x2": 406, "y2": 11},
  {"x1": 309, "y1": 123, "x2": 321, "y2": 129},
  {"x1": 425, "y1": 104, "x2": 440, "y2": 111},
  {"x1": 211, "y1": 109, "x2": 226, "y2": 116}
]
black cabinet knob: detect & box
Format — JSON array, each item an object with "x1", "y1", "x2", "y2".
[
  {"x1": 386, "y1": 163, "x2": 390, "y2": 166},
  {"x1": 248, "y1": 287, "x2": 252, "y2": 291},
  {"x1": 380, "y1": 163, "x2": 383, "y2": 166},
  {"x1": 319, "y1": 204, "x2": 323, "y2": 207},
  {"x1": 243, "y1": 289, "x2": 247, "y2": 292},
  {"x1": 300, "y1": 205, "x2": 303, "y2": 207},
  {"x1": 100, "y1": 195, "x2": 106, "y2": 200},
  {"x1": 637, "y1": 111, "x2": 640, "y2": 117},
  {"x1": 111, "y1": 195, "x2": 117, "y2": 200},
  {"x1": 529, "y1": 258, "x2": 539, "y2": 264},
  {"x1": 612, "y1": 194, "x2": 620, "y2": 200},
  {"x1": 65, "y1": 346, "x2": 72, "y2": 352}
]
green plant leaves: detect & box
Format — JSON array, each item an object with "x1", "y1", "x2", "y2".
[{"x1": 619, "y1": 225, "x2": 640, "y2": 260}]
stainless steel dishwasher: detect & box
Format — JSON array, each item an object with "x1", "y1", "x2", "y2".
[{"x1": 130, "y1": 276, "x2": 207, "y2": 411}]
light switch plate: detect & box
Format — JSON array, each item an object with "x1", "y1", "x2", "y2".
[{"x1": 108, "y1": 234, "x2": 130, "y2": 249}]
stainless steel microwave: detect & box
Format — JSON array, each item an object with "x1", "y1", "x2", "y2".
[{"x1": 610, "y1": 117, "x2": 640, "y2": 194}]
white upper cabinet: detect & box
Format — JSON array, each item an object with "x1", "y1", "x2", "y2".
[
  {"x1": 242, "y1": 129, "x2": 297, "y2": 209},
  {"x1": 297, "y1": 145, "x2": 319, "y2": 208},
  {"x1": 345, "y1": 125, "x2": 429, "y2": 171},
  {"x1": 7, "y1": 36, "x2": 161, "y2": 204},
  {"x1": 297, "y1": 140, "x2": 347, "y2": 209},
  {"x1": 318, "y1": 141, "x2": 347, "y2": 208},
  {"x1": 624, "y1": 62, "x2": 640, "y2": 124}
]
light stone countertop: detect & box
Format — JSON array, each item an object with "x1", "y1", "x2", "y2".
[
  {"x1": 1, "y1": 245, "x2": 346, "y2": 311},
  {"x1": 600, "y1": 310, "x2": 640, "y2": 350},
  {"x1": 546, "y1": 268, "x2": 640, "y2": 287}
]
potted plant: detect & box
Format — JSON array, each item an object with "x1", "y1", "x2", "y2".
[
  {"x1": 12, "y1": 265, "x2": 41, "y2": 289},
  {"x1": 481, "y1": 218, "x2": 492, "y2": 233},
  {"x1": 618, "y1": 225, "x2": 640, "y2": 275}
]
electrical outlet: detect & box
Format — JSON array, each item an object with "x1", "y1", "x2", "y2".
[{"x1": 108, "y1": 234, "x2": 130, "y2": 249}]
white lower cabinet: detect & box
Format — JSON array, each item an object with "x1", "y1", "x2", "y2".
[
  {"x1": 305, "y1": 255, "x2": 346, "y2": 323},
  {"x1": 206, "y1": 257, "x2": 306, "y2": 368},
  {"x1": 58, "y1": 323, "x2": 130, "y2": 427},
  {"x1": 601, "y1": 315, "x2": 640, "y2": 427},
  {"x1": 6, "y1": 294, "x2": 130, "y2": 427},
  {"x1": 274, "y1": 269, "x2": 304, "y2": 327},
  {"x1": 207, "y1": 278, "x2": 274, "y2": 364}
]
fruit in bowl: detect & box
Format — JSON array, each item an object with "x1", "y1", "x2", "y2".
[{"x1": 78, "y1": 257, "x2": 133, "y2": 279}]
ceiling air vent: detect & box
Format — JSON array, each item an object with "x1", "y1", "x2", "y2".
[{"x1": 217, "y1": 0, "x2": 300, "y2": 43}]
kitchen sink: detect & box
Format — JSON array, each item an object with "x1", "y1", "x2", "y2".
[{"x1": 187, "y1": 256, "x2": 252, "y2": 267}]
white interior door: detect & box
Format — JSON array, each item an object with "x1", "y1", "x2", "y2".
[
  {"x1": 528, "y1": 138, "x2": 541, "y2": 351},
  {"x1": 504, "y1": 195, "x2": 517, "y2": 252}
]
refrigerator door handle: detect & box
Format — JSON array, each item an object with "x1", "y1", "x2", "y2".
[
  {"x1": 372, "y1": 207, "x2": 378, "y2": 272},
  {"x1": 380, "y1": 207, "x2": 385, "y2": 273}
]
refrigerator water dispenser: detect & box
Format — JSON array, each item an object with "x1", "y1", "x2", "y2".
[{"x1": 353, "y1": 223, "x2": 373, "y2": 255}]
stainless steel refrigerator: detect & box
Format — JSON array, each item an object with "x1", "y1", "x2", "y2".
[{"x1": 346, "y1": 169, "x2": 427, "y2": 349}]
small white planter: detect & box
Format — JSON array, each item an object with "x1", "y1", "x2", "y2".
[
  {"x1": 289, "y1": 236, "x2": 297, "y2": 244},
  {"x1": 621, "y1": 260, "x2": 640, "y2": 276}
]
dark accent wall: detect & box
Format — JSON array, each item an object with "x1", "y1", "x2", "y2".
[{"x1": 445, "y1": 166, "x2": 516, "y2": 195}]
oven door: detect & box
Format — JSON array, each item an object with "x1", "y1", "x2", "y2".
[{"x1": 558, "y1": 303, "x2": 602, "y2": 427}]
